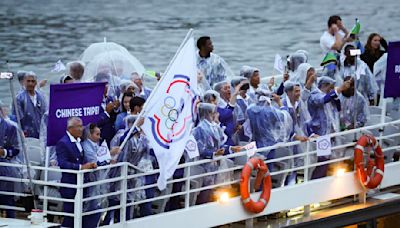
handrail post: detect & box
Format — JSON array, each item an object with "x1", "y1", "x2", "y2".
[
  {"x1": 43, "y1": 147, "x2": 50, "y2": 218},
  {"x1": 74, "y1": 171, "x2": 84, "y2": 228},
  {"x1": 185, "y1": 166, "x2": 191, "y2": 208},
  {"x1": 304, "y1": 141, "x2": 310, "y2": 183},
  {"x1": 120, "y1": 163, "x2": 128, "y2": 224},
  {"x1": 304, "y1": 140, "x2": 311, "y2": 216}
]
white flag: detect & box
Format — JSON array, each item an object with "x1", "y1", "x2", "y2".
[
  {"x1": 316, "y1": 135, "x2": 332, "y2": 157},
  {"x1": 244, "y1": 141, "x2": 257, "y2": 157},
  {"x1": 51, "y1": 60, "x2": 66, "y2": 72},
  {"x1": 141, "y1": 30, "x2": 198, "y2": 190},
  {"x1": 273, "y1": 54, "x2": 285, "y2": 74},
  {"x1": 97, "y1": 140, "x2": 111, "y2": 165},
  {"x1": 185, "y1": 135, "x2": 199, "y2": 159}
]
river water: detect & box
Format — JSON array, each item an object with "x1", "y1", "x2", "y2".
[{"x1": 0, "y1": 0, "x2": 399, "y2": 104}]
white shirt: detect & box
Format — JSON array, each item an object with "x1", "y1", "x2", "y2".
[
  {"x1": 320, "y1": 30, "x2": 345, "y2": 54},
  {"x1": 66, "y1": 131, "x2": 83, "y2": 154},
  {"x1": 286, "y1": 97, "x2": 299, "y2": 110},
  {"x1": 29, "y1": 93, "x2": 37, "y2": 106}
]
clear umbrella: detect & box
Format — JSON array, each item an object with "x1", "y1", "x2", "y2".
[
  {"x1": 82, "y1": 50, "x2": 145, "y2": 81},
  {"x1": 81, "y1": 41, "x2": 130, "y2": 63},
  {"x1": 81, "y1": 47, "x2": 146, "y2": 98}
]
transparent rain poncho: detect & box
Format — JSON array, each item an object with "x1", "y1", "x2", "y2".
[
  {"x1": 240, "y1": 65, "x2": 271, "y2": 104},
  {"x1": 197, "y1": 52, "x2": 234, "y2": 88},
  {"x1": 282, "y1": 81, "x2": 311, "y2": 137},
  {"x1": 340, "y1": 90, "x2": 369, "y2": 129},
  {"x1": 109, "y1": 114, "x2": 154, "y2": 202},
  {"x1": 230, "y1": 76, "x2": 250, "y2": 123},
  {"x1": 239, "y1": 65, "x2": 259, "y2": 80},
  {"x1": 290, "y1": 63, "x2": 315, "y2": 103},
  {"x1": 246, "y1": 89, "x2": 293, "y2": 149},
  {"x1": 291, "y1": 63, "x2": 312, "y2": 88},
  {"x1": 373, "y1": 53, "x2": 387, "y2": 93},
  {"x1": 192, "y1": 103, "x2": 229, "y2": 186},
  {"x1": 0, "y1": 102, "x2": 24, "y2": 200},
  {"x1": 196, "y1": 70, "x2": 212, "y2": 98},
  {"x1": 339, "y1": 57, "x2": 379, "y2": 101},
  {"x1": 203, "y1": 89, "x2": 221, "y2": 104},
  {"x1": 295, "y1": 50, "x2": 310, "y2": 63},
  {"x1": 307, "y1": 78, "x2": 341, "y2": 136},
  {"x1": 288, "y1": 52, "x2": 307, "y2": 73}
]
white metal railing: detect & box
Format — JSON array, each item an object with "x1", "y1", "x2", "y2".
[{"x1": 0, "y1": 119, "x2": 399, "y2": 227}]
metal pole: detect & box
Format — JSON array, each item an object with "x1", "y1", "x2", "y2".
[
  {"x1": 74, "y1": 172, "x2": 84, "y2": 228},
  {"x1": 43, "y1": 147, "x2": 50, "y2": 218},
  {"x1": 303, "y1": 140, "x2": 310, "y2": 216},
  {"x1": 184, "y1": 166, "x2": 191, "y2": 208},
  {"x1": 378, "y1": 83, "x2": 387, "y2": 145},
  {"x1": 353, "y1": 56, "x2": 358, "y2": 141},
  {"x1": 120, "y1": 163, "x2": 128, "y2": 224},
  {"x1": 6, "y1": 61, "x2": 37, "y2": 209}
]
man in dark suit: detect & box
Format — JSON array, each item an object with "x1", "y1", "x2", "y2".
[
  {"x1": 56, "y1": 116, "x2": 99, "y2": 227},
  {"x1": 95, "y1": 75, "x2": 119, "y2": 147}
]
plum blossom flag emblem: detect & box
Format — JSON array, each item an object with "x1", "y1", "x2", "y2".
[{"x1": 141, "y1": 30, "x2": 198, "y2": 190}]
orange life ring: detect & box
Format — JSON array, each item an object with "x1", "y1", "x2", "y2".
[
  {"x1": 240, "y1": 157, "x2": 272, "y2": 213},
  {"x1": 354, "y1": 135, "x2": 384, "y2": 189}
]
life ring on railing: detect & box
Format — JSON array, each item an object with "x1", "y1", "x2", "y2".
[
  {"x1": 240, "y1": 157, "x2": 272, "y2": 213},
  {"x1": 354, "y1": 135, "x2": 384, "y2": 189}
]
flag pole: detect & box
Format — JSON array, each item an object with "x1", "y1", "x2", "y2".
[{"x1": 119, "y1": 29, "x2": 194, "y2": 150}]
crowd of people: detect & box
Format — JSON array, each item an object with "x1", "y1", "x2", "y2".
[{"x1": 0, "y1": 14, "x2": 392, "y2": 227}]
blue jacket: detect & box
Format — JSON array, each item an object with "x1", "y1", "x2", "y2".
[
  {"x1": 114, "y1": 112, "x2": 128, "y2": 131},
  {"x1": 217, "y1": 105, "x2": 235, "y2": 146},
  {"x1": 56, "y1": 134, "x2": 87, "y2": 190},
  {"x1": 12, "y1": 90, "x2": 47, "y2": 138},
  {"x1": 307, "y1": 89, "x2": 340, "y2": 136},
  {"x1": 0, "y1": 118, "x2": 21, "y2": 192}
]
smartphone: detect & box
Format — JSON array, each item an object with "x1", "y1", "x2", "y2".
[{"x1": 0, "y1": 72, "x2": 13, "y2": 79}]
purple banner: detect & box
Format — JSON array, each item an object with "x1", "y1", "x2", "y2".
[
  {"x1": 47, "y1": 82, "x2": 105, "y2": 146},
  {"x1": 384, "y1": 41, "x2": 400, "y2": 98}
]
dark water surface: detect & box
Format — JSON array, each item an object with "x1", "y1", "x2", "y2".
[{"x1": 0, "y1": 0, "x2": 399, "y2": 103}]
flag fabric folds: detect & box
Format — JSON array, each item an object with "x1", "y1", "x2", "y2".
[
  {"x1": 320, "y1": 52, "x2": 337, "y2": 66},
  {"x1": 273, "y1": 54, "x2": 285, "y2": 74},
  {"x1": 351, "y1": 18, "x2": 361, "y2": 35},
  {"x1": 51, "y1": 60, "x2": 66, "y2": 72},
  {"x1": 141, "y1": 30, "x2": 198, "y2": 190}
]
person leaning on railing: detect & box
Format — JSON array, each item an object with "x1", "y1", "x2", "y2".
[
  {"x1": 103, "y1": 114, "x2": 155, "y2": 225},
  {"x1": 192, "y1": 103, "x2": 242, "y2": 204},
  {"x1": 56, "y1": 116, "x2": 99, "y2": 228},
  {"x1": 307, "y1": 76, "x2": 351, "y2": 179}
]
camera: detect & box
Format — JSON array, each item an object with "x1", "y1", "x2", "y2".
[{"x1": 0, "y1": 72, "x2": 13, "y2": 79}]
